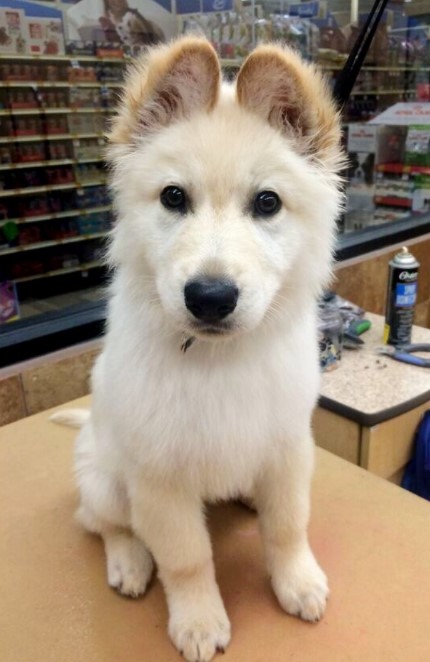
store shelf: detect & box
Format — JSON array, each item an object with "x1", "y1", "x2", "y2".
[
  {"x1": 0, "y1": 157, "x2": 104, "y2": 171},
  {"x1": 376, "y1": 163, "x2": 430, "y2": 175},
  {"x1": 0, "y1": 180, "x2": 106, "y2": 198},
  {"x1": 0, "y1": 231, "x2": 106, "y2": 256},
  {"x1": 0, "y1": 132, "x2": 105, "y2": 143},
  {"x1": 357, "y1": 66, "x2": 430, "y2": 72},
  {"x1": 1, "y1": 204, "x2": 111, "y2": 226},
  {"x1": 12, "y1": 259, "x2": 104, "y2": 283},
  {"x1": 374, "y1": 196, "x2": 412, "y2": 208},
  {"x1": 351, "y1": 89, "x2": 416, "y2": 96},
  {"x1": 0, "y1": 53, "x2": 127, "y2": 63},
  {"x1": 0, "y1": 53, "x2": 241, "y2": 67},
  {"x1": 0, "y1": 107, "x2": 112, "y2": 116},
  {"x1": 0, "y1": 81, "x2": 122, "y2": 88},
  {"x1": 1, "y1": 52, "x2": 429, "y2": 72}
]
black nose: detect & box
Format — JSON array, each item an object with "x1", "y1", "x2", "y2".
[{"x1": 184, "y1": 278, "x2": 239, "y2": 322}]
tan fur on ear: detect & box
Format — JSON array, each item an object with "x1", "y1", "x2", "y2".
[
  {"x1": 109, "y1": 37, "x2": 220, "y2": 146},
  {"x1": 236, "y1": 45, "x2": 343, "y2": 171}
]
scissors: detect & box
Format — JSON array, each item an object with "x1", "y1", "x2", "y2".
[{"x1": 376, "y1": 344, "x2": 430, "y2": 368}]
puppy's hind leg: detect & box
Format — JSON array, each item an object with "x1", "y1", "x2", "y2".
[{"x1": 75, "y1": 426, "x2": 154, "y2": 598}]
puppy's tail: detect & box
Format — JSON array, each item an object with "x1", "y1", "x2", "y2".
[{"x1": 49, "y1": 408, "x2": 90, "y2": 429}]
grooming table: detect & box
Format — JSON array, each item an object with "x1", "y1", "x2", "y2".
[
  {"x1": 1, "y1": 396, "x2": 430, "y2": 662},
  {"x1": 314, "y1": 312, "x2": 430, "y2": 483}
]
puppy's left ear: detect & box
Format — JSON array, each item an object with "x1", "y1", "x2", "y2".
[
  {"x1": 109, "y1": 37, "x2": 220, "y2": 146},
  {"x1": 236, "y1": 45, "x2": 342, "y2": 171}
]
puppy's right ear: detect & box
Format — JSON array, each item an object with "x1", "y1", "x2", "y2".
[{"x1": 109, "y1": 37, "x2": 220, "y2": 146}]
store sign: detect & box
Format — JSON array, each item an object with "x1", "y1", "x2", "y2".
[
  {"x1": 347, "y1": 125, "x2": 377, "y2": 153},
  {"x1": 176, "y1": 0, "x2": 233, "y2": 14},
  {"x1": 369, "y1": 103, "x2": 430, "y2": 126},
  {"x1": 289, "y1": 2, "x2": 320, "y2": 18}
]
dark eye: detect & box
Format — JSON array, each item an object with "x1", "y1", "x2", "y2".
[
  {"x1": 253, "y1": 191, "x2": 281, "y2": 218},
  {"x1": 160, "y1": 186, "x2": 187, "y2": 213}
]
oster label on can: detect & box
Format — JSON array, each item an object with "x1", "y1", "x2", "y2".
[{"x1": 384, "y1": 247, "x2": 420, "y2": 345}]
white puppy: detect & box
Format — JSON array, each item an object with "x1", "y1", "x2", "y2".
[{"x1": 52, "y1": 37, "x2": 344, "y2": 662}]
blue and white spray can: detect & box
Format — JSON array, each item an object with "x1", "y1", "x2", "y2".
[{"x1": 384, "y1": 246, "x2": 420, "y2": 346}]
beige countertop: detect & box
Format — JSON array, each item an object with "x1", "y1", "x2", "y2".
[
  {"x1": 2, "y1": 397, "x2": 430, "y2": 662},
  {"x1": 320, "y1": 312, "x2": 430, "y2": 425}
]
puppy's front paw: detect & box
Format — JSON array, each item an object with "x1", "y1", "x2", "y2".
[
  {"x1": 272, "y1": 550, "x2": 329, "y2": 623},
  {"x1": 169, "y1": 604, "x2": 231, "y2": 662}
]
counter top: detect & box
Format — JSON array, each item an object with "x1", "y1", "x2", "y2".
[
  {"x1": 320, "y1": 312, "x2": 430, "y2": 425},
  {"x1": 2, "y1": 396, "x2": 430, "y2": 661}
]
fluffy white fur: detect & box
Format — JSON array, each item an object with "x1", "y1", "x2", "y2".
[{"x1": 52, "y1": 38, "x2": 344, "y2": 662}]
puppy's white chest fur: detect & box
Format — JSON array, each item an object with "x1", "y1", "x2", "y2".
[{"x1": 92, "y1": 294, "x2": 319, "y2": 500}]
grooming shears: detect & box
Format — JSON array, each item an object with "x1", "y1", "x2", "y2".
[{"x1": 376, "y1": 343, "x2": 430, "y2": 368}]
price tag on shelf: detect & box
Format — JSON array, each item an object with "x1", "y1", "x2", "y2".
[{"x1": 71, "y1": 60, "x2": 80, "y2": 69}]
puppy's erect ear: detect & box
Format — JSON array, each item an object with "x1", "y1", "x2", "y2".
[
  {"x1": 109, "y1": 37, "x2": 220, "y2": 146},
  {"x1": 236, "y1": 45, "x2": 342, "y2": 170}
]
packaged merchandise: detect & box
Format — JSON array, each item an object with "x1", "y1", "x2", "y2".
[
  {"x1": 26, "y1": 17, "x2": 65, "y2": 56},
  {"x1": 68, "y1": 114, "x2": 103, "y2": 135},
  {"x1": 72, "y1": 138, "x2": 104, "y2": 161},
  {"x1": 405, "y1": 126, "x2": 430, "y2": 167},
  {"x1": 0, "y1": 281, "x2": 20, "y2": 323},
  {"x1": 69, "y1": 88, "x2": 101, "y2": 109},
  {"x1": 0, "y1": 8, "x2": 27, "y2": 55}
]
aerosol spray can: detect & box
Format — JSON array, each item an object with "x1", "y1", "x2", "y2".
[{"x1": 384, "y1": 246, "x2": 420, "y2": 346}]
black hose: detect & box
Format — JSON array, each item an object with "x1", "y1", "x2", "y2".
[{"x1": 333, "y1": 0, "x2": 390, "y2": 107}]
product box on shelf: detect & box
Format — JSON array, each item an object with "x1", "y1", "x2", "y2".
[
  {"x1": 74, "y1": 163, "x2": 104, "y2": 185},
  {"x1": 14, "y1": 117, "x2": 41, "y2": 136},
  {"x1": 412, "y1": 174, "x2": 430, "y2": 213},
  {"x1": 0, "y1": 146, "x2": 11, "y2": 164},
  {"x1": 77, "y1": 211, "x2": 111, "y2": 235},
  {"x1": 45, "y1": 116, "x2": 68, "y2": 135},
  {"x1": 97, "y1": 63, "x2": 123, "y2": 82},
  {"x1": 0, "y1": 8, "x2": 27, "y2": 55},
  {"x1": 0, "y1": 281, "x2": 20, "y2": 323},
  {"x1": 47, "y1": 141, "x2": 70, "y2": 161},
  {"x1": 67, "y1": 66, "x2": 97, "y2": 83},
  {"x1": 8, "y1": 90, "x2": 37, "y2": 109},
  {"x1": 26, "y1": 17, "x2": 64, "y2": 56},
  {"x1": 344, "y1": 123, "x2": 377, "y2": 232},
  {"x1": 69, "y1": 87, "x2": 100, "y2": 109},
  {"x1": 14, "y1": 143, "x2": 46, "y2": 163},
  {"x1": 41, "y1": 90, "x2": 68, "y2": 109},
  {"x1": 68, "y1": 113, "x2": 103, "y2": 135},
  {"x1": 72, "y1": 137, "x2": 104, "y2": 161},
  {"x1": 75, "y1": 185, "x2": 109, "y2": 209},
  {"x1": 45, "y1": 167, "x2": 74, "y2": 185},
  {"x1": 374, "y1": 174, "x2": 414, "y2": 208},
  {"x1": 18, "y1": 224, "x2": 41, "y2": 246},
  {"x1": 0, "y1": 117, "x2": 12, "y2": 137},
  {"x1": 405, "y1": 126, "x2": 430, "y2": 167},
  {"x1": 65, "y1": 40, "x2": 95, "y2": 56},
  {"x1": 18, "y1": 197, "x2": 49, "y2": 218},
  {"x1": 417, "y1": 84, "x2": 430, "y2": 102},
  {"x1": 95, "y1": 42, "x2": 123, "y2": 58},
  {"x1": 44, "y1": 219, "x2": 79, "y2": 241},
  {"x1": 10, "y1": 257, "x2": 44, "y2": 279}
]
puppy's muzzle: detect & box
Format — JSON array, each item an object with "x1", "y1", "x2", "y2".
[{"x1": 184, "y1": 278, "x2": 239, "y2": 323}]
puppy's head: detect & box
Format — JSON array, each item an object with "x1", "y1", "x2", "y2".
[{"x1": 107, "y1": 37, "x2": 344, "y2": 341}]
